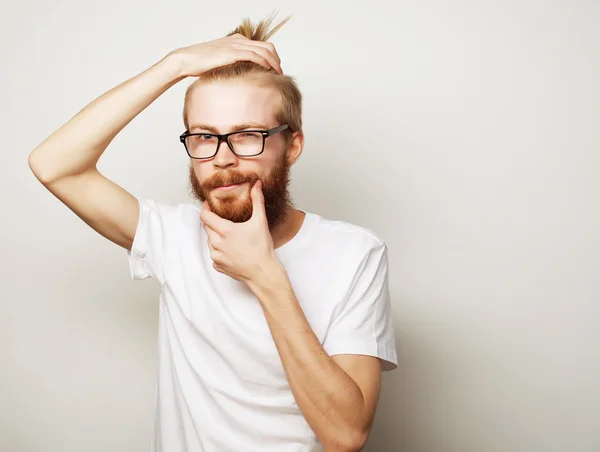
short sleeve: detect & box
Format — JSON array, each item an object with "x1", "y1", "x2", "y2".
[
  {"x1": 322, "y1": 243, "x2": 398, "y2": 371},
  {"x1": 126, "y1": 197, "x2": 169, "y2": 285}
]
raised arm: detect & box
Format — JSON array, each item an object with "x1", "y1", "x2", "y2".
[{"x1": 28, "y1": 34, "x2": 282, "y2": 250}]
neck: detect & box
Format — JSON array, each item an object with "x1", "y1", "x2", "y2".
[{"x1": 271, "y1": 207, "x2": 306, "y2": 250}]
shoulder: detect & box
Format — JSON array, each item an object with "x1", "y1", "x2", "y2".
[
  {"x1": 135, "y1": 197, "x2": 202, "y2": 233},
  {"x1": 307, "y1": 212, "x2": 387, "y2": 258},
  {"x1": 138, "y1": 197, "x2": 201, "y2": 218}
]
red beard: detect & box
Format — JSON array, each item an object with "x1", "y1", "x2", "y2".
[{"x1": 189, "y1": 152, "x2": 293, "y2": 229}]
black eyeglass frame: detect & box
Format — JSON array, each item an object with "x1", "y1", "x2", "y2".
[{"x1": 179, "y1": 124, "x2": 290, "y2": 160}]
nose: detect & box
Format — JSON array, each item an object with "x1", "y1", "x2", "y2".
[{"x1": 212, "y1": 138, "x2": 238, "y2": 169}]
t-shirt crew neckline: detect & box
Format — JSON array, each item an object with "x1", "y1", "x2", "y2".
[{"x1": 274, "y1": 210, "x2": 317, "y2": 258}]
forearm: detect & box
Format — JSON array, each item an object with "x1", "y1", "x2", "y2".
[
  {"x1": 248, "y1": 266, "x2": 369, "y2": 451},
  {"x1": 29, "y1": 52, "x2": 185, "y2": 183}
]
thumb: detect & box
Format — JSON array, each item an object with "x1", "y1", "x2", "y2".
[{"x1": 250, "y1": 180, "x2": 266, "y2": 221}]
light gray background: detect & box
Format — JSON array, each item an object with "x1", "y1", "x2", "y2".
[{"x1": 1, "y1": 1, "x2": 598, "y2": 451}]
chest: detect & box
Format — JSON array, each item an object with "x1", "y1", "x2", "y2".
[{"x1": 160, "y1": 240, "x2": 351, "y2": 392}]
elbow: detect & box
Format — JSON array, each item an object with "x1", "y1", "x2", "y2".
[
  {"x1": 28, "y1": 149, "x2": 80, "y2": 185},
  {"x1": 322, "y1": 427, "x2": 370, "y2": 452},
  {"x1": 28, "y1": 150, "x2": 53, "y2": 185}
]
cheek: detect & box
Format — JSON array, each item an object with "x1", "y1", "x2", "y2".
[
  {"x1": 191, "y1": 161, "x2": 210, "y2": 183},
  {"x1": 255, "y1": 152, "x2": 282, "y2": 174},
  {"x1": 238, "y1": 159, "x2": 272, "y2": 179}
]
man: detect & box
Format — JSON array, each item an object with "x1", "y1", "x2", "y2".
[{"x1": 28, "y1": 14, "x2": 397, "y2": 452}]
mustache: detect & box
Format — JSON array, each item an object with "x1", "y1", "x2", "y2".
[{"x1": 202, "y1": 170, "x2": 259, "y2": 190}]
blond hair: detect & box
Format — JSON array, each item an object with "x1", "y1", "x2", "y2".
[{"x1": 182, "y1": 12, "x2": 303, "y2": 143}]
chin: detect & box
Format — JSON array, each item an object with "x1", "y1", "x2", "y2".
[
  {"x1": 210, "y1": 190, "x2": 249, "y2": 206},
  {"x1": 208, "y1": 193, "x2": 253, "y2": 223}
]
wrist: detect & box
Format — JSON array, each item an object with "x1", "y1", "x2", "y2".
[
  {"x1": 245, "y1": 257, "x2": 289, "y2": 297},
  {"x1": 161, "y1": 50, "x2": 188, "y2": 81}
]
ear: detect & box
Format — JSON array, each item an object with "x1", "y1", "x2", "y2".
[{"x1": 286, "y1": 132, "x2": 304, "y2": 167}]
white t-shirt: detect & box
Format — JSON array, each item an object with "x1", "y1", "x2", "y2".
[{"x1": 127, "y1": 197, "x2": 398, "y2": 452}]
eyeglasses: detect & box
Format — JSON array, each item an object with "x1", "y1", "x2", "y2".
[{"x1": 179, "y1": 124, "x2": 290, "y2": 160}]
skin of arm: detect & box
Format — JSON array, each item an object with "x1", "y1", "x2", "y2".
[
  {"x1": 247, "y1": 261, "x2": 382, "y2": 452},
  {"x1": 28, "y1": 35, "x2": 281, "y2": 250},
  {"x1": 201, "y1": 184, "x2": 384, "y2": 452},
  {"x1": 27, "y1": 54, "x2": 186, "y2": 249}
]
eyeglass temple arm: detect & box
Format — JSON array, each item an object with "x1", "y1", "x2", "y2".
[{"x1": 267, "y1": 124, "x2": 290, "y2": 136}]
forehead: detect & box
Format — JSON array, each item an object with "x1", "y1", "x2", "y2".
[{"x1": 187, "y1": 79, "x2": 281, "y2": 132}]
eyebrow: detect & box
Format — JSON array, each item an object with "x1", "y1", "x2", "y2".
[{"x1": 188, "y1": 123, "x2": 271, "y2": 133}]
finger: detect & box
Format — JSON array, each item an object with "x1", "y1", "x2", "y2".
[
  {"x1": 200, "y1": 208, "x2": 231, "y2": 236},
  {"x1": 236, "y1": 41, "x2": 282, "y2": 74},
  {"x1": 247, "y1": 43, "x2": 283, "y2": 75},
  {"x1": 230, "y1": 33, "x2": 279, "y2": 63},
  {"x1": 206, "y1": 233, "x2": 225, "y2": 266},
  {"x1": 249, "y1": 40, "x2": 281, "y2": 64},
  {"x1": 205, "y1": 233, "x2": 217, "y2": 260},
  {"x1": 207, "y1": 240, "x2": 217, "y2": 260},
  {"x1": 234, "y1": 43, "x2": 282, "y2": 75},
  {"x1": 202, "y1": 223, "x2": 216, "y2": 251},
  {"x1": 232, "y1": 49, "x2": 271, "y2": 71},
  {"x1": 250, "y1": 180, "x2": 267, "y2": 222},
  {"x1": 203, "y1": 223, "x2": 222, "y2": 250}
]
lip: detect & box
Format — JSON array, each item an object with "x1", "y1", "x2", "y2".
[{"x1": 214, "y1": 183, "x2": 244, "y2": 191}]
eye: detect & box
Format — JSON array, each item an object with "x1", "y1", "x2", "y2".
[
  {"x1": 237, "y1": 132, "x2": 262, "y2": 139},
  {"x1": 188, "y1": 134, "x2": 215, "y2": 142}
]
